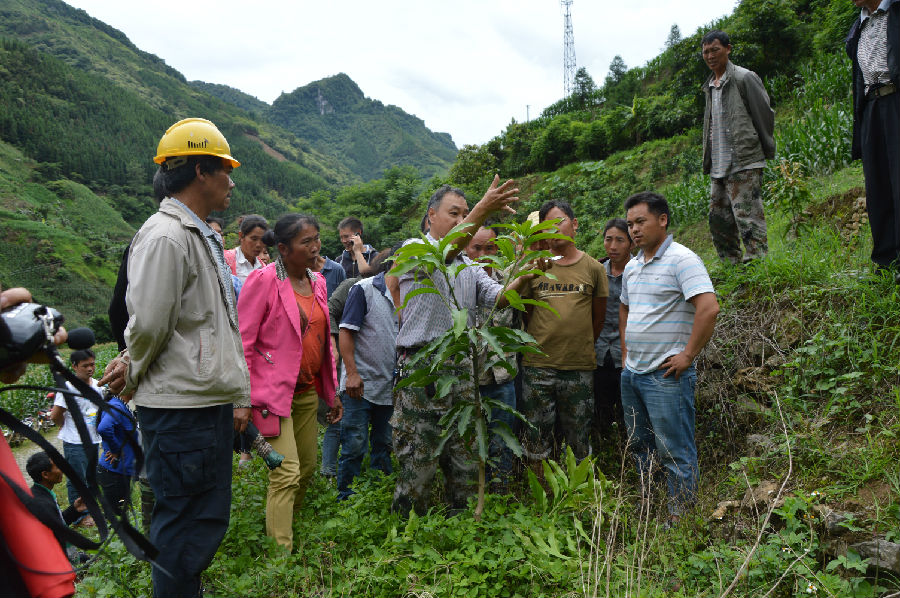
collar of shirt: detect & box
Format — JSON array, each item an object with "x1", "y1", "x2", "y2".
[
  {"x1": 863, "y1": 0, "x2": 895, "y2": 19},
  {"x1": 709, "y1": 70, "x2": 729, "y2": 88},
  {"x1": 167, "y1": 197, "x2": 219, "y2": 245},
  {"x1": 635, "y1": 234, "x2": 675, "y2": 265},
  {"x1": 234, "y1": 247, "x2": 255, "y2": 267},
  {"x1": 372, "y1": 271, "x2": 390, "y2": 298}
]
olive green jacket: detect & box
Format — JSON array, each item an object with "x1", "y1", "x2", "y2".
[{"x1": 702, "y1": 61, "x2": 775, "y2": 175}]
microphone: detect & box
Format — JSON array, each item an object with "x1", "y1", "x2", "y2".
[{"x1": 66, "y1": 327, "x2": 95, "y2": 351}]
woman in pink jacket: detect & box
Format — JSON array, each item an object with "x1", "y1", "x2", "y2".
[{"x1": 238, "y1": 213, "x2": 343, "y2": 551}]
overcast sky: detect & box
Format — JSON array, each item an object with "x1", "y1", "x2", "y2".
[{"x1": 64, "y1": 0, "x2": 737, "y2": 147}]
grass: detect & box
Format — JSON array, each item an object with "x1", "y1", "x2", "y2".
[{"x1": 63, "y1": 161, "x2": 900, "y2": 598}]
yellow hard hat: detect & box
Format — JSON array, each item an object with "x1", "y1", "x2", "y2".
[{"x1": 153, "y1": 118, "x2": 240, "y2": 168}]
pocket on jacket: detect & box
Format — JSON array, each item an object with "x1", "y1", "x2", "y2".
[
  {"x1": 158, "y1": 426, "x2": 216, "y2": 497},
  {"x1": 198, "y1": 328, "x2": 212, "y2": 377}
]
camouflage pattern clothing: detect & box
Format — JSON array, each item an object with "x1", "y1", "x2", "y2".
[
  {"x1": 520, "y1": 366, "x2": 593, "y2": 461},
  {"x1": 391, "y1": 353, "x2": 478, "y2": 515},
  {"x1": 709, "y1": 168, "x2": 768, "y2": 264}
]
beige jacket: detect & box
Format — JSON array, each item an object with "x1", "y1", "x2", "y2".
[{"x1": 124, "y1": 198, "x2": 251, "y2": 408}]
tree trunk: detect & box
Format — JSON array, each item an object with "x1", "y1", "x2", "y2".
[{"x1": 474, "y1": 460, "x2": 486, "y2": 521}]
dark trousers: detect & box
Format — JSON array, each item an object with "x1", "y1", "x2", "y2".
[
  {"x1": 138, "y1": 405, "x2": 233, "y2": 598},
  {"x1": 62, "y1": 441, "x2": 99, "y2": 506},
  {"x1": 337, "y1": 393, "x2": 393, "y2": 500},
  {"x1": 96, "y1": 466, "x2": 132, "y2": 516},
  {"x1": 593, "y1": 355, "x2": 624, "y2": 442},
  {"x1": 861, "y1": 91, "x2": 900, "y2": 267}
]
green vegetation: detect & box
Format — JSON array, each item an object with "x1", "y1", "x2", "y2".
[
  {"x1": 452, "y1": 0, "x2": 857, "y2": 181},
  {"x1": 0, "y1": 0, "x2": 455, "y2": 324},
  {"x1": 0, "y1": 139, "x2": 132, "y2": 325},
  {"x1": 294, "y1": 165, "x2": 430, "y2": 258},
  {"x1": 389, "y1": 219, "x2": 563, "y2": 519},
  {"x1": 2, "y1": 0, "x2": 899, "y2": 596},
  {"x1": 268, "y1": 73, "x2": 457, "y2": 181}
]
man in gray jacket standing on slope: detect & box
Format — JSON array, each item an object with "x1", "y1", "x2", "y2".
[
  {"x1": 101, "y1": 118, "x2": 250, "y2": 598},
  {"x1": 701, "y1": 30, "x2": 775, "y2": 265}
]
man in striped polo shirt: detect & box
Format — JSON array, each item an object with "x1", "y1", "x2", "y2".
[{"x1": 619, "y1": 192, "x2": 720, "y2": 523}]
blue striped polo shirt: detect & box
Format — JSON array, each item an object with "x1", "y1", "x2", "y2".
[{"x1": 620, "y1": 234, "x2": 715, "y2": 374}]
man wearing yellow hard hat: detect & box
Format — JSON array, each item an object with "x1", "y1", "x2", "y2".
[{"x1": 101, "y1": 118, "x2": 250, "y2": 598}]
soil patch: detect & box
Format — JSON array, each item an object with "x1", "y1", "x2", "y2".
[{"x1": 243, "y1": 133, "x2": 287, "y2": 162}]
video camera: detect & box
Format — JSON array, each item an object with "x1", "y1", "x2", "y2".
[
  {"x1": 0, "y1": 304, "x2": 157, "y2": 586},
  {"x1": 0, "y1": 302, "x2": 64, "y2": 370}
]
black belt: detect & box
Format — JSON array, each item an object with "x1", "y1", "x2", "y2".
[{"x1": 867, "y1": 82, "x2": 897, "y2": 100}]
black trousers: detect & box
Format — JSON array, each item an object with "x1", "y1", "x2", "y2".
[
  {"x1": 593, "y1": 354, "x2": 624, "y2": 439},
  {"x1": 860, "y1": 91, "x2": 900, "y2": 267},
  {"x1": 138, "y1": 405, "x2": 233, "y2": 598},
  {"x1": 96, "y1": 466, "x2": 132, "y2": 516}
]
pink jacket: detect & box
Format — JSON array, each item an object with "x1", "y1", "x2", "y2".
[
  {"x1": 223, "y1": 249, "x2": 238, "y2": 275},
  {"x1": 238, "y1": 262, "x2": 337, "y2": 417}
]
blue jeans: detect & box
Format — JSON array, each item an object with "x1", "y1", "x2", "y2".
[
  {"x1": 337, "y1": 392, "x2": 392, "y2": 500},
  {"x1": 321, "y1": 421, "x2": 341, "y2": 477},
  {"x1": 63, "y1": 441, "x2": 99, "y2": 506},
  {"x1": 620, "y1": 366, "x2": 698, "y2": 516},
  {"x1": 138, "y1": 405, "x2": 233, "y2": 598},
  {"x1": 480, "y1": 381, "x2": 516, "y2": 484}
]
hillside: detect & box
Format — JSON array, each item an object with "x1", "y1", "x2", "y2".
[
  {"x1": 269, "y1": 73, "x2": 458, "y2": 181},
  {"x1": 0, "y1": 0, "x2": 457, "y2": 327}
]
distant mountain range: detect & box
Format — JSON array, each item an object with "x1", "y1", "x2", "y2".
[
  {"x1": 195, "y1": 75, "x2": 458, "y2": 181},
  {"x1": 0, "y1": 0, "x2": 456, "y2": 326}
]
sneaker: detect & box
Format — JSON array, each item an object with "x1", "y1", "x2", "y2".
[{"x1": 251, "y1": 434, "x2": 285, "y2": 470}]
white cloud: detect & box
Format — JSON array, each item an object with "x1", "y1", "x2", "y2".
[{"x1": 63, "y1": 0, "x2": 737, "y2": 146}]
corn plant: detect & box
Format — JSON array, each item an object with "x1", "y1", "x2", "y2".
[{"x1": 389, "y1": 218, "x2": 565, "y2": 519}]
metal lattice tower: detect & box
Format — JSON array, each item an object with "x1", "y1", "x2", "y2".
[{"x1": 561, "y1": 0, "x2": 576, "y2": 96}]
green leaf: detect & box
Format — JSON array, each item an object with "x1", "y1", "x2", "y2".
[
  {"x1": 492, "y1": 423, "x2": 523, "y2": 457},
  {"x1": 503, "y1": 288, "x2": 525, "y2": 310},
  {"x1": 475, "y1": 416, "x2": 488, "y2": 462},
  {"x1": 494, "y1": 237, "x2": 516, "y2": 261},
  {"x1": 479, "y1": 327, "x2": 508, "y2": 362},
  {"x1": 398, "y1": 285, "x2": 440, "y2": 311},
  {"x1": 457, "y1": 404, "x2": 474, "y2": 436},
  {"x1": 395, "y1": 368, "x2": 438, "y2": 390},
  {"x1": 452, "y1": 308, "x2": 468, "y2": 337},
  {"x1": 433, "y1": 375, "x2": 457, "y2": 400},
  {"x1": 527, "y1": 468, "x2": 547, "y2": 512},
  {"x1": 543, "y1": 460, "x2": 561, "y2": 502}
]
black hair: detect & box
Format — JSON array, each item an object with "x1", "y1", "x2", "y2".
[
  {"x1": 603, "y1": 218, "x2": 631, "y2": 239},
  {"x1": 365, "y1": 247, "x2": 389, "y2": 276},
  {"x1": 239, "y1": 214, "x2": 268, "y2": 236},
  {"x1": 624, "y1": 192, "x2": 671, "y2": 228},
  {"x1": 153, "y1": 155, "x2": 226, "y2": 199},
  {"x1": 701, "y1": 30, "x2": 731, "y2": 48},
  {"x1": 26, "y1": 451, "x2": 53, "y2": 483},
  {"x1": 538, "y1": 199, "x2": 575, "y2": 221},
  {"x1": 70, "y1": 348, "x2": 95, "y2": 365},
  {"x1": 271, "y1": 213, "x2": 320, "y2": 247},
  {"x1": 426, "y1": 184, "x2": 467, "y2": 215},
  {"x1": 337, "y1": 217, "x2": 363, "y2": 234},
  {"x1": 152, "y1": 169, "x2": 167, "y2": 203},
  {"x1": 205, "y1": 216, "x2": 225, "y2": 229}
]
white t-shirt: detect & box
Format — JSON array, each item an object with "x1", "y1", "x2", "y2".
[{"x1": 54, "y1": 378, "x2": 102, "y2": 445}]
